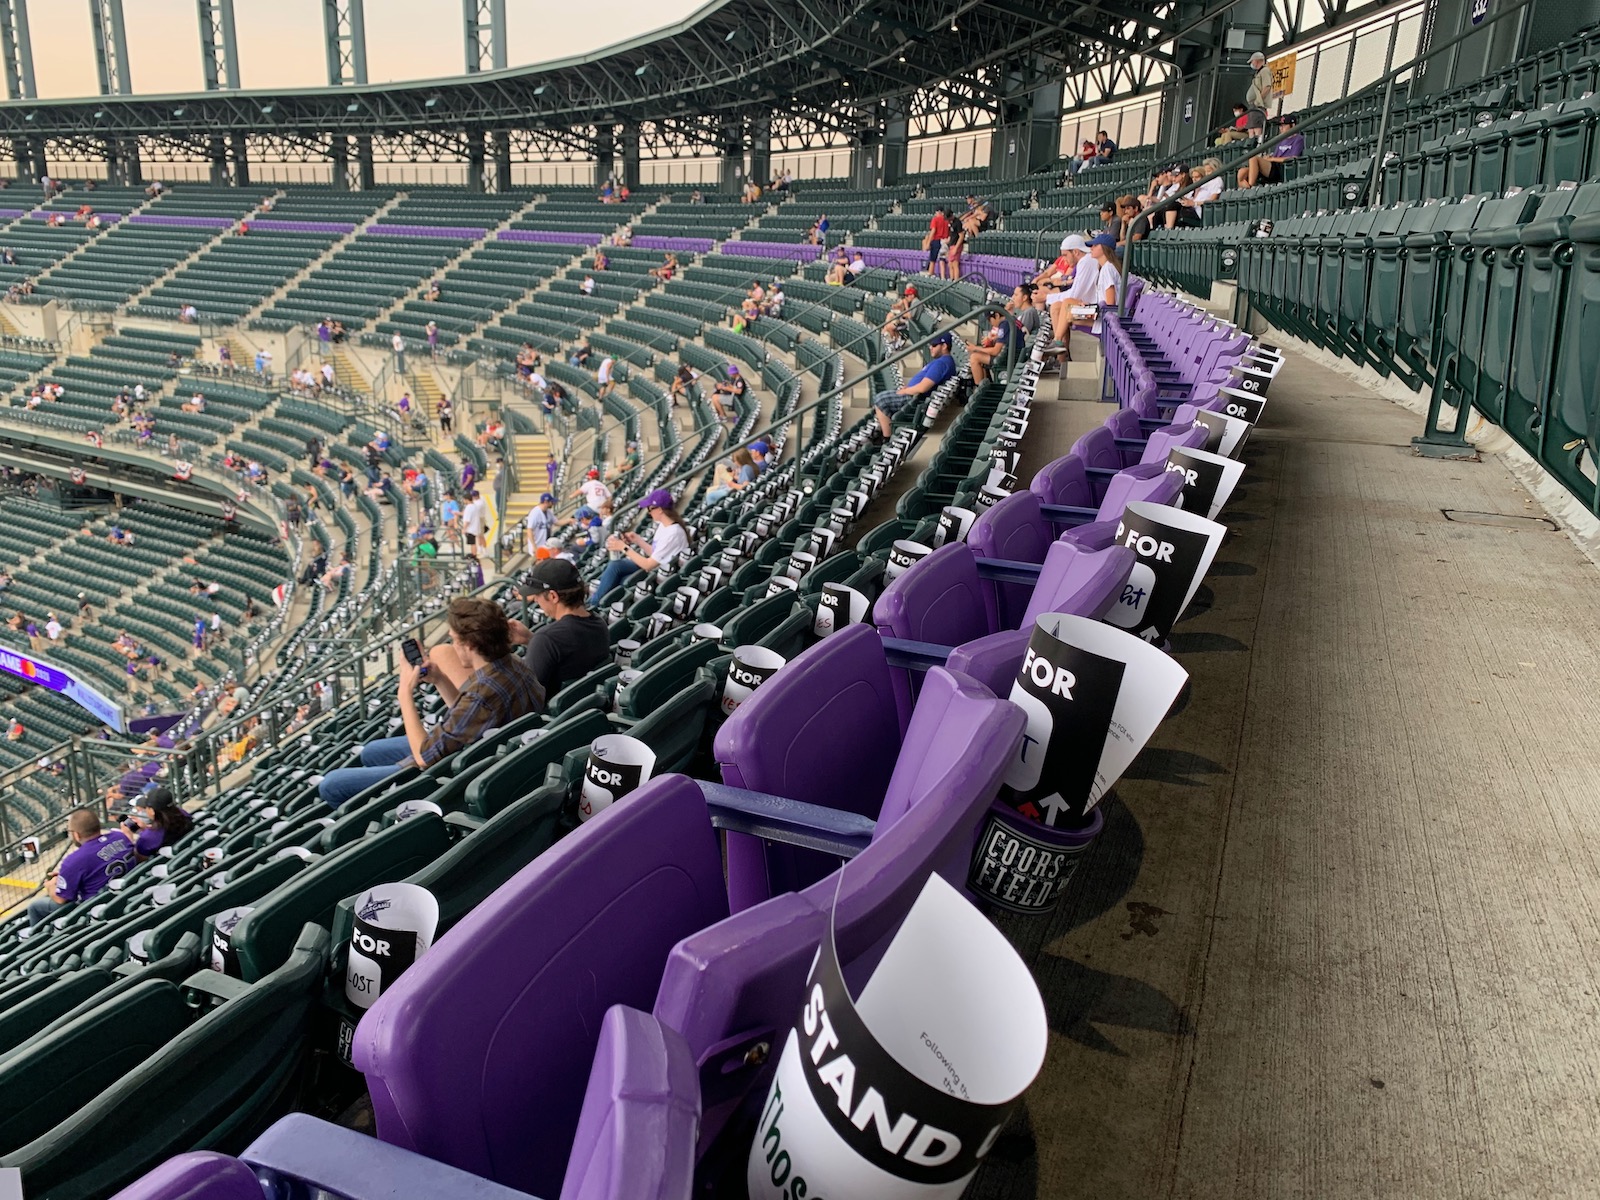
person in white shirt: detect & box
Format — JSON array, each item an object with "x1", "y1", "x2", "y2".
[
  {"x1": 461, "y1": 490, "x2": 489, "y2": 558},
  {"x1": 596, "y1": 356, "x2": 616, "y2": 398},
  {"x1": 45, "y1": 614, "x2": 63, "y2": 643},
  {"x1": 1077, "y1": 234, "x2": 1123, "y2": 335},
  {"x1": 1165, "y1": 158, "x2": 1224, "y2": 229},
  {"x1": 523, "y1": 492, "x2": 555, "y2": 554},
  {"x1": 572, "y1": 468, "x2": 611, "y2": 510},
  {"x1": 581, "y1": 276, "x2": 596, "y2": 295},
  {"x1": 590, "y1": 488, "x2": 690, "y2": 600},
  {"x1": 391, "y1": 332, "x2": 407, "y2": 374}
]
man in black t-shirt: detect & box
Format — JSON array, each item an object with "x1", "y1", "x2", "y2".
[{"x1": 512, "y1": 558, "x2": 611, "y2": 697}]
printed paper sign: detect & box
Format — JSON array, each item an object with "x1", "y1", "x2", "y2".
[
  {"x1": 614, "y1": 638, "x2": 641, "y2": 668},
  {"x1": 1229, "y1": 365, "x2": 1273, "y2": 395},
  {"x1": 815, "y1": 584, "x2": 869, "y2": 638},
  {"x1": 933, "y1": 507, "x2": 976, "y2": 548},
  {"x1": 1104, "y1": 501, "x2": 1226, "y2": 644},
  {"x1": 578, "y1": 734, "x2": 656, "y2": 821},
  {"x1": 209, "y1": 905, "x2": 254, "y2": 976},
  {"x1": 394, "y1": 799, "x2": 442, "y2": 821},
  {"x1": 1002, "y1": 613, "x2": 1189, "y2": 825},
  {"x1": 1216, "y1": 386, "x2": 1267, "y2": 426},
  {"x1": 966, "y1": 810, "x2": 1099, "y2": 914},
  {"x1": 1165, "y1": 445, "x2": 1246, "y2": 520},
  {"x1": 692, "y1": 623, "x2": 723, "y2": 643},
  {"x1": 345, "y1": 883, "x2": 439, "y2": 1009},
  {"x1": 974, "y1": 484, "x2": 1010, "y2": 512},
  {"x1": 1193, "y1": 409, "x2": 1251, "y2": 458},
  {"x1": 747, "y1": 874, "x2": 1046, "y2": 1200},
  {"x1": 670, "y1": 585, "x2": 702, "y2": 620},
  {"x1": 786, "y1": 551, "x2": 817, "y2": 582},
  {"x1": 767, "y1": 575, "x2": 800, "y2": 599},
  {"x1": 722, "y1": 646, "x2": 786, "y2": 715},
  {"x1": 885, "y1": 539, "x2": 933, "y2": 582},
  {"x1": 807, "y1": 528, "x2": 838, "y2": 559}
]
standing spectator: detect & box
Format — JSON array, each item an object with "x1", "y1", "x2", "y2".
[
  {"x1": 317, "y1": 319, "x2": 332, "y2": 354},
  {"x1": 572, "y1": 468, "x2": 611, "y2": 511},
  {"x1": 426, "y1": 321, "x2": 440, "y2": 358},
  {"x1": 808, "y1": 213, "x2": 829, "y2": 246},
  {"x1": 461, "y1": 490, "x2": 489, "y2": 558},
  {"x1": 306, "y1": 436, "x2": 322, "y2": 469},
  {"x1": 193, "y1": 615, "x2": 207, "y2": 651},
  {"x1": 253, "y1": 348, "x2": 270, "y2": 376},
  {"x1": 392, "y1": 331, "x2": 407, "y2": 375},
  {"x1": 596, "y1": 355, "x2": 616, "y2": 399},
  {"x1": 925, "y1": 207, "x2": 950, "y2": 273},
  {"x1": 26, "y1": 617, "x2": 43, "y2": 652},
  {"x1": 1243, "y1": 52, "x2": 1278, "y2": 137},
  {"x1": 438, "y1": 394, "x2": 453, "y2": 434},
  {"x1": 545, "y1": 453, "x2": 559, "y2": 492},
  {"x1": 78, "y1": 592, "x2": 91, "y2": 619},
  {"x1": 210, "y1": 610, "x2": 223, "y2": 640},
  {"x1": 45, "y1": 612, "x2": 63, "y2": 646},
  {"x1": 28, "y1": 808, "x2": 136, "y2": 927},
  {"x1": 316, "y1": 598, "x2": 545, "y2": 808},
  {"x1": 524, "y1": 492, "x2": 555, "y2": 555},
  {"x1": 441, "y1": 493, "x2": 463, "y2": 550}
]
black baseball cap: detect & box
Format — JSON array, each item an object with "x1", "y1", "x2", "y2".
[{"x1": 519, "y1": 559, "x2": 583, "y2": 594}]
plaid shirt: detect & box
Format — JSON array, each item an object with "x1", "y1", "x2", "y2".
[{"x1": 418, "y1": 652, "x2": 545, "y2": 767}]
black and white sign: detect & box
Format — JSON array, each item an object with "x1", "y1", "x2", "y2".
[
  {"x1": 393, "y1": 799, "x2": 443, "y2": 822},
  {"x1": 722, "y1": 646, "x2": 786, "y2": 716},
  {"x1": 885, "y1": 540, "x2": 933, "y2": 583},
  {"x1": 692, "y1": 622, "x2": 723, "y2": 644},
  {"x1": 1216, "y1": 386, "x2": 1267, "y2": 425},
  {"x1": 933, "y1": 506, "x2": 977, "y2": 548},
  {"x1": 209, "y1": 905, "x2": 254, "y2": 977},
  {"x1": 786, "y1": 551, "x2": 817, "y2": 582},
  {"x1": 967, "y1": 811, "x2": 1099, "y2": 914},
  {"x1": 1192, "y1": 408, "x2": 1252, "y2": 458},
  {"x1": 747, "y1": 875, "x2": 1046, "y2": 1200},
  {"x1": 614, "y1": 638, "x2": 641, "y2": 669},
  {"x1": 345, "y1": 883, "x2": 438, "y2": 1009},
  {"x1": 807, "y1": 528, "x2": 839, "y2": 559},
  {"x1": 815, "y1": 583, "x2": 869, "y2": 638},
  {"x1": 579, "y1": 734, "x2": 656, "y2": 821},
  {"x1": 974, "y1": 483, "x2": 1011, "y2": 512},
  {"x1": 1002, "y1": 613, "x2": 1189, "y2": 826},
  {"x1": 669, "y1": 586, "x2": 703, "y2": 620},
  {"x1": 1165, "y1": 445, "x2": 1246, "y2": 520},
  {"x1": 1105, "y1": 501, "x2": 1227, "y2": 644},
  {"x1": 766, "y1": 575, "x2": 800, "y2": 599}
]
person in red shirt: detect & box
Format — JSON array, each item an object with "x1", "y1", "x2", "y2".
[{"x1": 926, "y1": 208, "x2": 951, "y2": 272}]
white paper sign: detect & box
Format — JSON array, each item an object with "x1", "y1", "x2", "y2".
[
  {"x1": 345, "y1": 882, "x2": 439, "y2": 1010},
  {"x1": 209, "y1": 905, "x2": 254, "y2": 976},
  {"x1": 721, "y1": 645, "x2": 786, "y2": 715},
  {"x1": 747, "y1": 875, "x2": 1046, "y2": 1200},
  {"x1": 1003, "y1": 613, "x2": 1189, "y2": 825},
  {"x1": 1104, "y1": 501, "x2": 1227, "y2": 644},
  {"x1": 814, "y1": 584, "x2": 869, "y2": 638},
  {"x1": 932, "y1": 507, "x2": 977, "y2": 548},
  {"x1": 578, "y1": 734, "x2": 656, "y2": 821},
  {"x1": 614, "y1": 638, "x2": 641, "y2": 668},
  {"x1": 885, "y1": 540, "x2": 933, "y2": 583},
  {"x1": 1192, "y1": 409, "x2": 1251, "y2": 458},
  {"x1": 1164, "y1": 445, "x2": 1246, "y2": 520}
]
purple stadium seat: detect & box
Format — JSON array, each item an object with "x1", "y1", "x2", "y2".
[
  {"x1": 106, "y1": 1153, "x2": 262, "y2": 1200},
  {"x1": 222, "y1": 1005, "x2": 698, "y2": 1200},
  {"x1": 354, "y1": 774, "x2": 728, "y2": 1198},
  {"x1": 1030, "y1": 452, "x2": 1094, "y2": 508},
  {"x1": 658, "y1": 662, "x2": 1024, "y2": 1150},
  {"x1": 1060, "y1": 462, "x2": 1187, "y2": 551}
]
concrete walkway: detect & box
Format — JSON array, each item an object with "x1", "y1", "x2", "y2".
[{"x1": 975, "y1": 355, "x2": 1600, "y2": 1199}]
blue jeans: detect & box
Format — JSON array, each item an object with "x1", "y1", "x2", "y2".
[
  {"x1": 318, "y1": 735, "x2": 415, "y2": 809},
  {"x1": 592, "y1": 558, "x2": 642, "y2": 603},
  {"x1": 28, "y1": 896, "x2": 68, "y2": 928}
]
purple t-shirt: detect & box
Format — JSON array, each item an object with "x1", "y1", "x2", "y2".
[
  {"x1": 1274, "y1": 133, "x2": 1305, "y2": 159},
  {"x1": 135, "y1": 826, "x2": 165, "y2": 856},
  {"x1": 54, "y1": 832, "x2": 136, "y2": 903}
]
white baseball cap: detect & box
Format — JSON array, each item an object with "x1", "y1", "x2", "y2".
[
  {"x1": 1059, "y1": 234, "x2": 1089, "y2": 253},
  {"x1": 1250, "y1": 51, "x2": 1267, "y2": 63}
]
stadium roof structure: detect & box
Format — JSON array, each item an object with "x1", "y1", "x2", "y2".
[{"x1": 0, "y1": 0, "x2": 1250, "y2": 157}]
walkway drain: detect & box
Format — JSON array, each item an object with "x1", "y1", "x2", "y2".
[{"x1": 1441, "y1": 509, "x2": 1558, "y2": 531}]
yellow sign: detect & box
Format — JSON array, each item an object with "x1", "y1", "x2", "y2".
[{"x1": 1269, "y1": 51, "x2": 1298, "y2": 97}]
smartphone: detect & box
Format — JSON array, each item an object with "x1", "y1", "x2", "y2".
[{"x1": 401, "y1": 638, "x2": 425, "y2": 667}]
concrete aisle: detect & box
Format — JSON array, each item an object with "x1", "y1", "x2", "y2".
[{"x1": 974, "y1": 359, "x2": 1600, "y2": 1199}]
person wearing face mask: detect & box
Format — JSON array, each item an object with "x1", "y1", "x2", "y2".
[{"x1": 119, "y1": 785, "x2": 194, "y2": 860}]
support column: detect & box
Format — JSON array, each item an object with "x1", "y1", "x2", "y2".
[
  {"x1": 322, "y1": 0, "x2": 368, "y2": 86},
  {"x1": 990, "y1": 56, "x2": 1063, "y2": 180},
  {"x1": 748, "y1": 113, "x2": 771, "y2": 189},
  {"x1": 881, "y1": 99, "x2": 908, "y2": 186},
  {"x1": 492, "y1": 130, "x2": 512, "y2": 192},
  {"x1": 197, "y1": 0, "x2": 241, "y2": 90},
  {"x1": 208, "y1": 135, "x2": 228, "y2": 185},
  {"x1": 466, "y1": 129, "x2": 487, "y2": 193},
  {"x1": 330, "y1": 137, "x2": 350, "y2": 191},
  {"x1": 595, "y1": 126, "x2": 616, "y2": 189},
  {"x1": 849, "y1": 123, "x2": 881, "y2": 190},
  {"x1": 230, "y1": 131, "x2": 249, "y2": 185},
  {"x1": 620, "y1": 122, "x2": 641, "y2": 191},
  {"x1": 88, "y1": 0, "x2": 133, "y2": 96},
  {"x1": 717, "y1": 122, "x2": 744, "y2": 194},
  {"x1": 355, "y1": 135, "x2": 375, "y2": 190},
  {"x1": 0, "y1": 0, "x2": 37, "y2": 102}
]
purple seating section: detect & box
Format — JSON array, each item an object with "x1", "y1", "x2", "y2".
[
  {"x1": 1104, "y1": 290, "x2": 1252, "y2": 412},
  {"x1": 248, "y1": 219, "x2": 358, "y2": 234},
  {"x1": 126, "y1": 214, "x2": 235, "y2": 228},
  {"x1": 366, "y1": 223, "x2": 485, "y2": 239},
  {"x1": 106, "y1": 1153, "x2": 263, "y2": 1200}
]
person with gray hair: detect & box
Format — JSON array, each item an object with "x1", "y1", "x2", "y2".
[{"x1": 1244, "y1": 51, "x2": 1279, "y2": 135}]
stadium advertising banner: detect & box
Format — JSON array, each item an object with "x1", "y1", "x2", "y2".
[{"x1": 0, "y1": 646, "x2": 126, "y2": 732}]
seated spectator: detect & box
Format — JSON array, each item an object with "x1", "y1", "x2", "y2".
[
  {"x1": 869, "y1": 331, "x2": 955, "y2": 444},
  {"x1": 733, "y1": 296, "x2": 760, "y2": 332},
  {"x1": 593, "y1": 249, "x2": 608, "y2": 271},
  {"x1": 964, "y1": 310, "x2": 1018, "y2": 386},
  {"x1": 1167, "y1": 159, "x2": 1224, "y2": 228},
  {"x1": 1067, "y1": 140, "x2": 1098, "y2": 177},
  {"x1": 670, "y1": 362, "x2": 698, "y2": 407},
  {"x1": 808, "y1": 214, "x2": 829, "y2": 246},
  {"x1": 648, "y1": 252, "x2": 678, "y2": 281},
  {"x1": 764, "y1": 283, "x2": 785, "y2": 318},
  {"x1": 845, "y1": 250, "x2": 867, "y2": 282},
  {"x1": 1113, "y1": 195, "x2": 1140, "y2": 246},
  {"x1": 825, "y1": 248, "x2": 851, "y2": 286},
  {"x1": 317, "y1": 597, "x2": 545, "y2": 808},
  {"x1": 29, "y1": 807, "x2": 135, "y2": 927},
  {"x1": 581, "y1": 275, "x2": 596, "y2": 296},
  {"x1": 119, "y1": 785, "x2": 193, "y2": 860},
  {"x1": 181, "y1": 391, "x2": 206, "y2": 413},
  {"x1": 1216, "y1": 103, "x2": 1252, "y2": 146},
  {"x1": 711, "y1": 364, "x2": 746, "y2": 422},
  {"x1": 959, "y1": 195, "x2": 993, "y2": 237},
  {"x1": 1239, "y1": 114, "x2": 1303, "y2": 188},
  {"x1": 6, "y1": 718, "x2": 21, "y2": 741},
  {"x1": 591, "y1": 489, "x2": 690, "y2": 600},
  {"x1": 500, "y1": 559, "x2": 611, "y2": 697},
  {"x1": 704, "y1": 448, "x2": 757, "y2": 506},
  {"x1": 569, "y1": 342, "x2": 593, "y2": 369}
]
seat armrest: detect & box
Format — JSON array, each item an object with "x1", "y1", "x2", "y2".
[
  {"x1": 445, "y1": 810, "x2": 486, "y2": 836},
  {"x1": 881, "y1": 636, "x2": 956, "y2": 673},
  {"x1": 975, "y1": 556, "x2": 1045, "y2": 584},
  {"x1": 242, "y1": 1112, "x2": 538, "y2": 1199},
  {"x1": 1084, "y1": 466, "x2": 1119, "y2": 479},
  {"x1": 700, "y1": 781, "x2": 876, "y2": 859},
  {"x1": 180, "y1": 968, "x2": 253, "y2": 1005}
]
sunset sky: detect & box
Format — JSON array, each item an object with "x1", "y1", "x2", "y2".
[{"x1": 20, "y1": 0, "x2": 707, "y2": 98}]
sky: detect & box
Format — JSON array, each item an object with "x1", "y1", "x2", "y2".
[{"x1": 21, "y1": 0, "x2": 708, "y2": 99}]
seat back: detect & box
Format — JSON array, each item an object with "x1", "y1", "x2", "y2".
[
  {"x1": 1139, "y1": 421, "x2": 1208, "y2": 465},
  {"x1": 465, "y1": 708, "x2": 613, "y2": 818},
  {"x1": 355, "y1": 775, "x2": 728, "y2": 1200},
  {"x1": 1069, "y1": 424, "x2": 1120, "y2": 472},
  {"x1": 872, "y1": 542, "x2": 990, "y2": 647},
  {"x1": 1094, "y1": 461, "x2": 1185, "y2": 522},
  {"x1": 656, "y1": 666, "x2": 1024, "y2": 1151},
  {"x1": 968, "y1": 489, "x2": 1053, "y2": 565},
  {"x1": 1028, "y1": 453, "x2": 1093, "y2": 508},
  {"x1": 1021, "y1": 542, "x2": 1137, "y2": 627},
  {"x1": 559, "y1": 1006, "x2": 699, "y2": 1200},
  {"x1": 714, "y1": 624, "x2": 900, "y2": 911}
]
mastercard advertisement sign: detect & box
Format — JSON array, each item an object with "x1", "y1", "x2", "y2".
[{"x1": 0, "y1": 647, "x2": 125, "y2": 731}]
